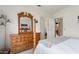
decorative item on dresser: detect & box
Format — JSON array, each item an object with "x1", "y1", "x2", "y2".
[{"x1": 10, "y1": 12, "x2": 40, "y2": 54}]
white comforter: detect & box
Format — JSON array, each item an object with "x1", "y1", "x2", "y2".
[{"x1": 34, "y1": 38, "x2": 79, "y2": 54}]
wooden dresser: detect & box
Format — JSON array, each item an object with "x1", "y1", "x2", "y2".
[
  {"x1": 10, "y1": 12, "x2": 40, "y2": 54},
  {"x1": 10, "y1": 32, "x2": 40, "y2": 54},
  {"x1": 10, "y1": 32, "x2": 33, "y2": 54}
]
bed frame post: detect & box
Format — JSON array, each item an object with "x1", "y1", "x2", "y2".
[{"x1": 33, "y1": 18, "x2": 36, "y2": 52}]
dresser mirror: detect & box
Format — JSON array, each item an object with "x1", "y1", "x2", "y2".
[{"x1": 18, "y1": 12, "x2": 33, "y2": 34}]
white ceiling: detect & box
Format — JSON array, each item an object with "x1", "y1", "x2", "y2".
[
  {"x1": 27, "y1": 5, "x2": 69, "y2": 15},
  {"x1": 0, "y1": 5, "x2": 69, "y2": 16}
]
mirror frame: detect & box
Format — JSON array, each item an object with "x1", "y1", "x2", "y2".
[{"x1": 17, "y1": 12, "x2": 33, "y2": 34}]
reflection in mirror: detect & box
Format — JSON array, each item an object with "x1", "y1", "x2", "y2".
[{"x1": 20, "y1": 17, "x2": 31, "y2": 32}]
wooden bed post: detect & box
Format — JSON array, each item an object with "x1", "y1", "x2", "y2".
[{"x1": 33, "y1": 18, "x2": 36, "y2": 51}]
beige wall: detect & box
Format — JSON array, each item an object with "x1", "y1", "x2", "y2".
[{"x1": 53, "y1": 6, "x2": 79, "y2": 38}]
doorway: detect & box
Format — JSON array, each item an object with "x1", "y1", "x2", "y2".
[{"x1": 55, "y1": 17, "x2": 63, "y2": 37}]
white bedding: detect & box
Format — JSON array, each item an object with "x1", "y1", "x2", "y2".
[{"x1": 34, "y1": 38, "x2": 79, "y2": 54}]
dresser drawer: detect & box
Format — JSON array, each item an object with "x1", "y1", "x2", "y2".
[
  {"x1": 10, "y1": 35, "x2": 20, "y2": 42},
  {"x1": 21, "y1": 33, "x2": 33, "y2": 38}
]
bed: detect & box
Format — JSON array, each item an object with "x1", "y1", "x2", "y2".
[{"x1": 34, "y1": 37, "x2": 79, "y2": 54}]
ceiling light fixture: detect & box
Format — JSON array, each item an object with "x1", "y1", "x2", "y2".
[{"x1": 37, "y1": 5, "x2": 42, "y2": 7}]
